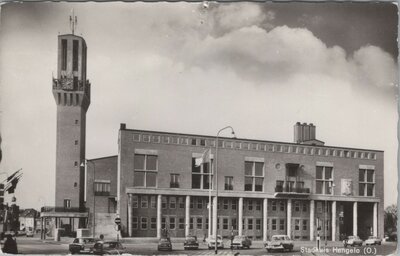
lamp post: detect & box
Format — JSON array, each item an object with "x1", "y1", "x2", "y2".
[
  {"x1": 214, "y1": 126, "x2": 236, "y2": 255},
  {"x1": 81, "y1": 159, "x2": 96, "y2": 237},
  {"x1": 325, "y1": 182, "x2": 335, "y2": 249}
]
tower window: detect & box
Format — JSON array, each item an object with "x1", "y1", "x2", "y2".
[
  {"x1": 61, "y1": 39, "x2": 67, "y2": 71},
  {"x1": 74, "y1": 182, "x2": 77, "y2": 187},
  {"x1": 75, "y1": 140, "x2": 78, "y2": 145},
  {"x1": 74, "y1": 161, "x2": 78, "y2": 167},
  {"x1": 73, "y1": 40, "x2": 79, "y2": 71},
  {"x1": 64, "y1": 199, "x2": 71, "y2": 209},
  {"x1": 75, "y1": 120, "x2": 79, "y2": 125}
]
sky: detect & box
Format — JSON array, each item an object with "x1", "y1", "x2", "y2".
[{"x1": 0, "y1": 2, "x2": 398, "y2": 209}]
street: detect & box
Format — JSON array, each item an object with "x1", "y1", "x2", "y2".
[{"x1": 13, "y1": 237, "x2": 397, "y2": 255}]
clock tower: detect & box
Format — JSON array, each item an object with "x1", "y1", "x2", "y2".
[{"x1": 52, "y1": 32, "x2": 90, "y2": 209}]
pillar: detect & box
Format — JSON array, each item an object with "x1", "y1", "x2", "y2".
[
  {"x1": 212, "y1": 196, "x2": 218, "y2": 237},
  {"x1": 157, "y1": 195, "x2": 162, "y2": 239},
  {"x1": 373, "y1": 203, "x2": 378, "y2": 237},
  {"x1": 287, "y1": 199, "x2": 292, "y2": 237},
  {"x1": 238, "y1": 197, "x2": 243, "y2": 236},
  {"x1": 208, "y1": 197, "x2": 212, "y2": 239},
  {"x1": 263, "y1": 198, "x2": 268, "y2": 241},
  {"x1": 41, "y1": 217, "x2": 44, "y2": 240},
  {"x1": 331, "y1": 201, "x2": 336, "y2": 241},
  {"x1": 185, "y1": 195, "x2": 190, "y2": 237},
  {"x1": 353, "y1": 202, "x2": 357, "y2": 236},
  {"x1": 310, "y1": 200, "x2": 315, "y2": 241},
  {"x1": 127, "y1": 194, "x2": 132, "y2": 237}
]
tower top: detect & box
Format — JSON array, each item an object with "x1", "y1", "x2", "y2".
[{"x1": 69, "y1": 9, "x2": 78, "y2": 35}]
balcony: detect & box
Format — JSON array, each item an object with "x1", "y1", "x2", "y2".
[
  {"x1": 170, "y1": 182, "x2": 180, "y2": 188},
  {"x1": 41, "y1": 206, "x2": 88, "y2": 213},
  {"x1": 274, "y1": 182, "x2": 310, "y2": 198}
]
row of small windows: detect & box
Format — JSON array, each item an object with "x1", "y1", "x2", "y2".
[{"x1": 133, "y1": 133, "x2": 376, "y2": 160}]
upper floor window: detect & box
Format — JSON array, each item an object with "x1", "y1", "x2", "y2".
[
  {"x1": 63, "y1": 199, "x2": 71, "y2": 209},
  {"x1": 94, "y1": 181, "x2": 110, "y2": 196},
  {"x1": 61, "y1": 39, "x2": 67, "y2": 70},
  {"x1": 133, "y1": 154, "x2": 157, "y2": 187},
  {"x1": 192, "y1": 158, "x2": 213, "y2": 189},
  {"x1": 315, "y1": 166, "x2": 333, "y2": 195},
  {"x1": 224, "y1": 176, "x2": 233, "y2": 190},
  {"x1": 244, "y1": 161, "x2": 264, "y2": 191},
  {"x1": 170, "y1": 174, "x2": 180, "y2": 188},
  {"x1": 359, "y1": 169, "x2": 375, "y2": 196},
  {"x1": 73, "y1": 40, "x2": 79, "y2": 71}
]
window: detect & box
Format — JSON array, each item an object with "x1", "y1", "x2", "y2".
[
  {"x1": 162, "y1": 136, "x2": 169, "y2": 143},
  {"x1": 73, "y1": 40, "x2": 79, "y2": 71},
  {"x1": 190, "y1": 218, "x2": 194, "y2": 229},
  {"x1": 256, "y1": 200, "x2": 261, "y2": 211},
  {"x1": 279, "y1": 219, "x2": 285, "y2": 230},
  {"x1": 224, "y1": 176, "x2": 233, "y2": 190},
  {"x1": 141, "y1": 196, "x2": 148, "y2": 208},
  {"x1": 200, "y1": 139, "x2": 206, "y2": 146},
  {"x1": 94, "y1": 182, "x2": 110, "y2": 196},
  {"x1": 141, "y1": 217, "x2": 148, "y2": 230},
  {"x1": 171, "y1": 136, "x2": 178, "y2": 144},
  {"x1": 75, "y1": 119, "x2": 79, "y2": 125},
  {"x1": 151, "y1": 218, "x2": 157, "y2": 229},
  {"x1": 64, "y1": 199, "x2": 71, "y2": 209},
  {"x1": 256, "y1": 219, "x2": 261, "y2": 230},
  {"x1": 302, "y1": 202, "x2": 308, "y2": 212},
  {"x1": 295, "y1": 201, "x2": 300, "y2": 212},
  {"x1": 169, "y1": 197, "x2": 176, "y2": 209},
  {"x1": 251, "y1": 143, "x2": 258, "y2": 150},
  {"x1": 192, "y1": 158, "x2": 213, "y2": 189},
  {"x1": 272, "y1": 201, "x2": 277, "y2": 211},
  {"x1": 248, "y1": 200, "x2": 253, "y2": 211},
  {"x1": 223, "y1": 218, "x2": 229, "y2": 230},
  {"x1": 197, "y1": 198, "x2": 203, "y2": 209},
  {"x1": 108, "y1": 198, "x2": 117, "y2": 213},
  {"x1": 303, "y1": 220, "x2": 308, "y2": 230},
  {"x1": 232, "y1": 200, "x2": 237, "y2": 210},
  {"x1": 272, "y1": 219, "x2": 277, "y2": 230},
  {"x1": 244, "y1": 161, "x2": 264, "y2": 191},
  {"x1": 162, "y1": 196, "x2": 167, "y2": 209},
  {"x1": 190, "y1": 198, "x2": 194, "y2": 209},
  {"x1": 223, "y1": 199, "x2": 229, "y2": 210},
  {"x1": 231, "y1": 218, "x2": 237, "y2": 230},
  {"x1": 242, "y1": 142, "x2": 249, "y2": 150},
  {"x1": 197, "y1": 217, "x2": 203, "y2": 229},
  {"x1": 280, "y1": 201, "x2": 285, "y2": 211},
  {"x1": 152, "y1": 135, "x2": 160, "y2": 143},
  {"x1": 359, "y1": 169, "x2": 375, "y2": 196},
  {"x1": 316, "y1": 166, "x2": 334, "y2": 195},
  {"x1": 132, "y1": 217, "x2": 138, "y2": 229},
  {"x1": 179, "y1": 218, "x2": 185, "y2": 229},
  {"x1": 133, "y1": 154, "x2": 157, "y2": 187},
  {"x1": 180, "y1": 137, "x2": 188, "y2": 145},
  {"x1": 170, "y1": 174, "x2": 179, "y2": 188},
  {"x1": 133, "y1": 134, "x2": 140, "y2": 141},
  {"x1": 169, "y1": 217, "x2": 175, "y2": 230},
  {"x1": 74, "y1": 161, "x2": 78, "y2": 167},
  {"x1": 295, "y1": 219, "x2": 300, "y2": 230},
  {"x1": 161, "y1": 217, "x2": 166, "y2": 229},
  {"x1": 61, "y1": 39, "x2": 67, "y2": 70},
  {"x1": 206, "y1": 218, "x2": 209, "y2": 230},
  {"x1": 191, "y1": 138, "x2": 197, "y2": 146},
  {"x1": 75, "y1": 140, "x2": 78, "y2": 145},
  {"x1": 259, "y1": 144, "x2": 266, "y2": 151},
  {"x1": 132, "y1": 195, "x2": 138, "y2": 208},
  {"x1": 247, "y1": 219, "x2": 253, "y2": 230},
  {"x1": 225, "y1": 141, "x2": 233, "y2": 148},
  {"x1": 178, "y1": 197, "x2": 184, "y2": 209},
  {"x1": 150, "y1": 196, "x2": 156, "y2": 208}
]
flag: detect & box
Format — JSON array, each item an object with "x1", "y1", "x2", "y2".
[
  {"x1": 5, "y1": 171, "x2": 22, "y2": 194},
  {"x1": 195, "y1": 148, "x2": 211, "y2": 167},
  {"x1": 6, "y1": 169, "x2": 21, "y2": 183}
]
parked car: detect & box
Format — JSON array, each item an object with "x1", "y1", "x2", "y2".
[
  {"x1": 69, "y1": 237, "x2": 99, "y2": 254},
  {"x1": 343, "y1": 236, "x2": 363, "y2": 247},
  {"x1": 92, "y1": 241, "x2": 126, "y2": 255},
  {"x1": 208, "y1": 235, "x2": 224, "y2": 249},
  {"x1": 158, "y1": 237, "x2": 172, "y2": 251},
  {"x1": 365, "y1": 236, "x2": 382, "y2": 245},
  {"x1": 26, "y1": 227, "x2": 34, "y2": 237},
  {"x1": 265, "y1": 235, "x2": 294, "y2": 252},
  {"x1": 184, "y1": 236, "x2": 199, "y2": 250},
  {"x1": 231, "y1": 235, "x2": 252, "y2": 249}
]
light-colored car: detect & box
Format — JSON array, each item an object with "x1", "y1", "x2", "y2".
[
  {"x1": 208, "y1": 235, "x2": 224, "y2": 249},
  {"x1": 26, "y1": 227, "x2": 34, "y2": 237},
  {"x1": 343, "y1": 236, "x2": 363, "y2": 247},
  {"x1": 365, "y1": 236, "x2": 382, "y2": 245},
  {"x1": 69, "y1": 237, "x2": 99, "y2": 254},
  {"x1": 231, "y1": 235, "x2": 252, "y2": 249},
  {"x1": 265, "y1": 235, "x2": 294, "y2": 252}
]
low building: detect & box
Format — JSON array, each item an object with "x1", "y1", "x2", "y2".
[
  {"x1": 19, "y1": 209, "x2": 38, "y2": 232},
  {"x1": 86, "y1": 122, "x2": 384, "y2": 241}
]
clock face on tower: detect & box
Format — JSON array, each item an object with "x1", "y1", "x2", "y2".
[{"x1": 60, "y1": 77, "x2": 74, "y2": 90}]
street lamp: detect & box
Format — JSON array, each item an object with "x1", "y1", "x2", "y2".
[
  {"x1": 214, "y1": 126, "x2": 236, "y2": 254},
  {"x1": 81, "y1": 159, "x2": 96, "y2": 237},
  {"x1": 325, "y1": 182, "x2": 335, "y2": 249}
]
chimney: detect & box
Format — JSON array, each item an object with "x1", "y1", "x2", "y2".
[
  {"x1": 294, "y1": 122, "x2": 317, "y2": 143},
  {"x1": 294, "y1": 122, "x2": 302, "y2": 143},
  {"x1": 309, "y1": 123, "x2": 316, "y2": 140},
  {"x1": 303, "y1": 122, "x2": 310, "y2": 141},
  {"x1": 120, "y1": 123, "x2": 126, "y2": 130}
]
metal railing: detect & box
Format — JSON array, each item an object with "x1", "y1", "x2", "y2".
[{"x1": 275, "y1": 185, "x2": 310, "y2": 194}]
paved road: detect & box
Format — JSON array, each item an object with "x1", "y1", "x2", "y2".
[{"x1": 13, "y1": 237, "x2": 397, "y2": 255}]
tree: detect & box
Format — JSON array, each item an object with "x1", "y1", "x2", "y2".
[{"x1": 384, "y1": 204, "x2": 397, "y2": 234}]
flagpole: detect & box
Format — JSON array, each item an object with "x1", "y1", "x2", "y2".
[{"x1": 208, "y1": 148, "x2": 212, "y2": 240}]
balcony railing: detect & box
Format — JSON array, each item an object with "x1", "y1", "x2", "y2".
[
  {"x1": 275, "y1": 185, "x2": 310, "y2": 194},
  {"x1": 170, "y1": 182, "x2": 180, "y2": 188},
  {"x1": 52, "y1": 78, "x2": 91, "y2": 96},
  {"x1": 41, "y1": 206, "x2": 89, "y2": 213}
]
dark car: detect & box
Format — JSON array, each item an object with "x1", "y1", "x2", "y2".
[
  {"x1": 184, "y1": 236, "x2": 199, "y2": 250},
  {"x1": 231, "y1": 235, "x2": 252, "y2": 249},
  {"x1": 69, "y1": 237, "x2": 98, "y2": 254},
  {"x1": 158, "y1": 237, "x2": 172, "y2": 251},
  {"x1": 92, "y1": 241, "x2": 126, "y2": 255}
]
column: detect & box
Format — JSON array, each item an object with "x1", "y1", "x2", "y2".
[
  {"x1": 353, "y1": 202, "x2": 358, "y2": 236},
  {"x1": 41, "y1": 217, "x2": 44, "y2": 240},
  {"x1": 263, "y1": 198, "x2": 268, "y2": 241},
  {"x1": 373, "y1": 203, "x2": 378, "y2": 237},
  {"x1": 331, "y1": 201, "x2": 336, "y2": 241},
  {"x1": 212, "y1": 196, "x2": 218, "y2": 237},
  {"x1": 208, "y1": 197, "x2": 212, "y2": 239},
  {"x1": 287, "y1": 199, "x2": 292, "y2": 237},
  {"x1": 238, "y1": 197, "x2": 243, "y2": 236},
  {"x1": 127, "y1": 194, "x2": 132, "y2": 237},
  {"x1": 310, "y1": 200, "x2": 315, "y2": 241},
  {"x1": 185, "y1": 195, "x2": 190, "y2": 237},
  {"x1": 157, "y1": 195, "x2": 162, "y2": 239}
]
